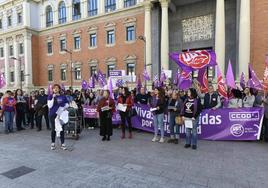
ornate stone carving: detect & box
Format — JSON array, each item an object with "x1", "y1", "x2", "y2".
[{"x1": 182, "y1": 14, "x2": 214, "y2": 43}]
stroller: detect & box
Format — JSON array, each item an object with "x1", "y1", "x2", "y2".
[{"x1": 64, "y1": 107, "x2": 83, "y2": 140}]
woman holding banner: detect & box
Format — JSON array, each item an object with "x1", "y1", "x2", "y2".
[
  {"x1": 97, "y1": 90, "x2": 115, "y2": 141},
  {"x1": 118, "y1": 87, "x2": 134, "y2": 139},
  {"x1": 151, "y1": 87, "x2": 166, "y2": 143},
  {"x1": 181, "y1": 88, "x2": 202, "y2": 150}
]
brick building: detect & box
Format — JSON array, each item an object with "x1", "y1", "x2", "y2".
[{"x1": 0, "y1": 0, "x2": 265, "y2": 91}]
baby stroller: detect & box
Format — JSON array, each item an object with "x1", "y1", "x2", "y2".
[{"x1": 65, "y1": 107, "x2": 83, "y2": 140}]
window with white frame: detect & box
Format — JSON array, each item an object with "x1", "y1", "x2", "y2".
[
  {"x1": 58, "y1": 1, "x2": 67, "y2": 24},
  {"x1": 9, "y1": 45, "x2": 14, "y2": 56},
  {"x1": 90, "y1": 65, "x2": 97, "y2": 77},
  {"x1": 124, "y1": 0, "x2": 136, "y2": 8},
  {"x1": 46, "y1": 5, "x2": 53, "y2": 27},
  {"x1": 74, "y1": 36, "x2": 81, "y2": 49},
  {"x1": 107, "y1": 64, "x2": 115, "y2": 77},
  {"x1": 126, "y1": 26, "x2": 135, "y2": 41},
  {"x1": 88, "y1": 0, "x2": 98, "y2": 16},
  {"x1": 74, "y1": 67, "x2": 82, "y2": 80},
  {"x1": 127, "y1": 63, "x2": 135, "y2": 76},
  {"x1": 47, "y1": 41, "x2": 53, "y2": 54},
  {"x1": 107, "y1": 30, "x2": 115, "y2": 45},
  {"x1": 10, "y1": 71, "x2": 14, "y2": 82},
  {"x1": 72, "y1": 0, "x2": 81, "y2": 20},
  {"x1": 17, "y1": 12, "x2": 22, "y2": 24},
  {"x1": 8, "y1": 16, "x2": 12, "y2": 26},
  {"x1": 105, "y1": 0, "x2": 116, "y2": 13},
  {"x1": 48, "y1": 69, "x2": 53, "y2": 82},
  {"x1": 89, "y1": 33, "x2": 97, "y2": 47},
  {"x1": 61, "y1": 68, "x2": 67, "y2": 81},
  {"x1": 19, "y1": 43, "x2": 24, "y2": 55},
  {"x1": 60, "y1": 39, "x2": 66, "y2": 51}
]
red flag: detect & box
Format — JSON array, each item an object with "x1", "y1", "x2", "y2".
[
  {"x1": 196, "y1": 68, "x2": 208, "y2": 93},
  {"x1": 217, "y1": 66, "x2": 228, "y2": 99}
]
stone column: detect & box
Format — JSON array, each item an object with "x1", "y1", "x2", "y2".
[
  {"x1": 239, "y1": 0, "x2": 250, "y2": 77},
  {"x1": 160, "y1": 0, "x2": 170, "y2": 70},
  {"x1": 81, "y1": 0, "x2": 88, "y2": 18},
  {"x1": 14, "y1": 39, "x2": 20, "y2": 88},
  {"x1": 117, "y1": 0, "x2": 124, "y2": 9},
  {"x1": 23, "y1": 1, "x2": 30, "y2": 27},
  {"x1": 4, "y1": 39, "x2": 10, "y2": 88},
  {"x1": 24, "y1": 32, "x2": 33, "y2": 89},
  {"x1": 144, "y1": 1, "x2": 152, "y2": 80},
  {"x1": 215, "y1": 0, "x2": 225, "y2": 74},
  {"x1": 67, "y1": 5, "x2": 72, "y2": 21},
  {"x1": 99, "y1": 0, "x2": 104, "y2": 14}
]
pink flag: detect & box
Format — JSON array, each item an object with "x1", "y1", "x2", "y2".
[
  {"x1": 0, "y1": 73, "x2": 6, "y2": 89},
  {"x1": 108, "y1": 77, "x2": 114, "y2": 99},
  {"x1": 225, "y1": 60, "x2": 236, "y2": 89}
]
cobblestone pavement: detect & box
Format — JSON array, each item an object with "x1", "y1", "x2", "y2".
[{"x1": 0, "y1": 125, "x2": 268, "y2": 188}]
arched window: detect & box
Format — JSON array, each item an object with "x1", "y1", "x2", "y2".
[
  {"x1": 73, "y1": 0, "x2": 81, "y2": 20},
  {"x1": 58, "y1": 1, "x2": 67, "y2": 24},
  {"x1": 46, "y1": 5, "x2": 53, "y2": 27}
]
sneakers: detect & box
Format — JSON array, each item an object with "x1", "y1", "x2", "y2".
[
  {"x1": 61, "y1": 144, "x2": 67, "y2": 150},
  {"x1": 159, "y1": 137, "x2": 165, "y2": 143},
  {"x1": 184, "y1": 144, "x2": 191, "y2": 148},
  {"x1": 152, "y1": 136, "x2": 158, "y2": 142},
  {"x1": 51, "y1": 143, "x2": 56, "y2": 150}
]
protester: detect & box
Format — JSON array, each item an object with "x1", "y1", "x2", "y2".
[
  {"x1": 242, "y1": 87, "x2": 255, "y2": 107},
  {"x1": 97, "y1": 90, "x2": 115, "y2": 141},
  {"x1": 85, "y1": 91, "x2": 98, "y2": 129},
  {"x1": 14, "y1": 89, "x2": 26, "y2": 131},
  {"x1": 254, "y1": 90, "x2": 264, "y2": 107},
  {"x1": 181, "y1": 88, "x2": 202, "y2": 150},
  {"x1": 118, "y1": 87, "x2": 134, "y2": 139},
  {"x1": 2, "y1": 91, "x2": 16, "y2": 134},
  {"x1": 151, "y1": 87, "x2": 166, "y2": 143},
  {"x1": 197, "y1": 85, "x2": 221, "y2": 109},
  {"x1": 167, "y1": 90, "x2": 182, "y2": 144},
  {"x1": 262, "y1": 91, "x2": 268, "y2": 142},
  {"x1": 28, "y1": 91, "x2": 36, "y2": 129},
  {"x1": 228, "y1": 89, "x2": 243, "y2": 108},
  {"x1": 47, "y1": 84, "x2": 69, "y2": 150},
  {"x1": 35, "y1": 88, "x2": 50, "y2": 131}
]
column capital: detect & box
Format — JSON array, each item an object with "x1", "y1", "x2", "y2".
[
  {"x1": 143, "y1": 1, "x2": 152, "y2": 11},
  {"x1": 159, "y1": 0, "x2": 170, "y2": 7}
]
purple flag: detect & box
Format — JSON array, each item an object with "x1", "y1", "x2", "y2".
[
  {"x1": 0, "y1": 73, "x2": 6, "y2": 89},
  {"x1": 240, "y1": 72, "x2": 246, "y2": 89},
  {"x1": 153, "y1": 74, "x2": 160, "y2": 87},
  {"x1": 196, "y1": 68, "x2": 208, "y2": 93},
  {"x1": 88, "y1": 76, "x2": 95, "y2": 88},
  {"x1": 178, "y1": 70, "x2": 192, "y2": 90},
  {"x1": 61, "y1": 83, "x2": 66, "y2": 92},
  {"x1": 97, "y1": 70, "x2": 107, "y2": 87},
  {"x1": 47, "y1": 84, "x2": 52, "y2": 95},
  {"x1": 136, "y1": 75, "x2": 142, "y2": 92},
  {"x1": 248, "y1": 64, "x2": 263, "y2": 90},
  {"x1": 160, "y1": 70, "x2": 167, "y2": 82},
  {"x1": 108, "y1": 77, "x2": 114, "y2": 99},
  {"x1": 81, "y1": 80, "x2": 88, "y2": 90},
  {"x1": 143, "y1": 69, "x2": 150, "y2": 81},
  {"x1": 226, "y1": 60, "x2": 236, "y2": 89},
  {"x1": 116, "y1": 79, "x2": 124, "y2": 87},
  {"x1": 169, "y1": 50, "x2": 217, "y2": 72}
]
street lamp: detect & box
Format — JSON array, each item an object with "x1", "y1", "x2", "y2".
[
  {"x1": 10, "y1": 57, "x2": 22, "y2": 90},
  {"x1": 63, "y1": 49, "x2": 73, "y2": 90},
  {"x1": 137, "y1": 35, "x2": 147, "y2": 88}
]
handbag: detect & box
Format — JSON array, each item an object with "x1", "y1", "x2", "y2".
[{"x1": 175, "y1": 116, "x2": 183, "y2": 125}]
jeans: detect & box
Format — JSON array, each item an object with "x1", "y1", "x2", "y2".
[
  {"x1": 185, "y1": 116, "x2": 199, "y2": 146},
  {"x1": 153, "y1": 113, "x2": 164, "y2": 138},
  {"x1": 169, "y1": 112, "x2": 179, "y2": 139},
  {"x1": 4, "y1": 111, "x2": 15, "y2": 132}
]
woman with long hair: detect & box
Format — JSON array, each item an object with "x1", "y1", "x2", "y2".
[
  {"x1": 47, "y1": 84, "x2": 69, "y2": 150},
  {"x1": 14, "y1": 89, "x2": 26, "y2": 131},
  {"x1": 97, "y1": 90, "x2": 115, "y2": 141},
  {"x1": 151, "y1": 87, "x2": 166, "y2": 143},
  {"x1": 2, "y1": 91, "x2": 16, "y2": 134},
  {"x1": 181, "y1": 88, "x2": 202, "y2": 150},
  {"x1": 118, "y1": 87, "x2": 134, "y2": 139}
]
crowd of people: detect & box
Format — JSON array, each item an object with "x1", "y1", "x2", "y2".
[{"x1": 0, "y1": 82, "x2": 268, "y2": 151}]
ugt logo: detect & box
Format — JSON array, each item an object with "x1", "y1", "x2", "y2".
[{"x1": 230, "y1": 124, "x2": 244, "y2": 137}]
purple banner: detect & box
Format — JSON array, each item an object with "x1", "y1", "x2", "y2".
[
  {"x1": 109, "y1": 70, "x2": 123, "y2": 77},
  {"x1": 83, "y1": 105, "x2": 97, "y2": 118},
  {"x1": 131, "y1": 104, "x2": 264, "y2": 141}
]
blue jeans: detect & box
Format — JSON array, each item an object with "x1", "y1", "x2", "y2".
[
  {"x1": 169, "y1": 112, "x2": 179, "y2": 138},
  {"x1": 4, "y1": 111, "x2": 15, "y2": 132},
  {"x1": 185, "y1": 116, "x2": 199, "y2": 146},
  {"x1": 153, "y1": 113, "x2": 164, "y2": 138}
]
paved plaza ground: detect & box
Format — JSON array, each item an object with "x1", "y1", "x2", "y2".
[{"x1": 0, "y1": 124, "x2": 268, "y2": 188}]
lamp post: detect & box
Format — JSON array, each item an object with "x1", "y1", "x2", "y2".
[
  {"x1": 10, "y1": 57, "x2": 22, "y2": 90},
  {"x1": 63, "y1": 49, "x2": 73, "y2": 90},
  {"x1": 138, "y1": 35, "x2": 147, "y2": 88}
]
